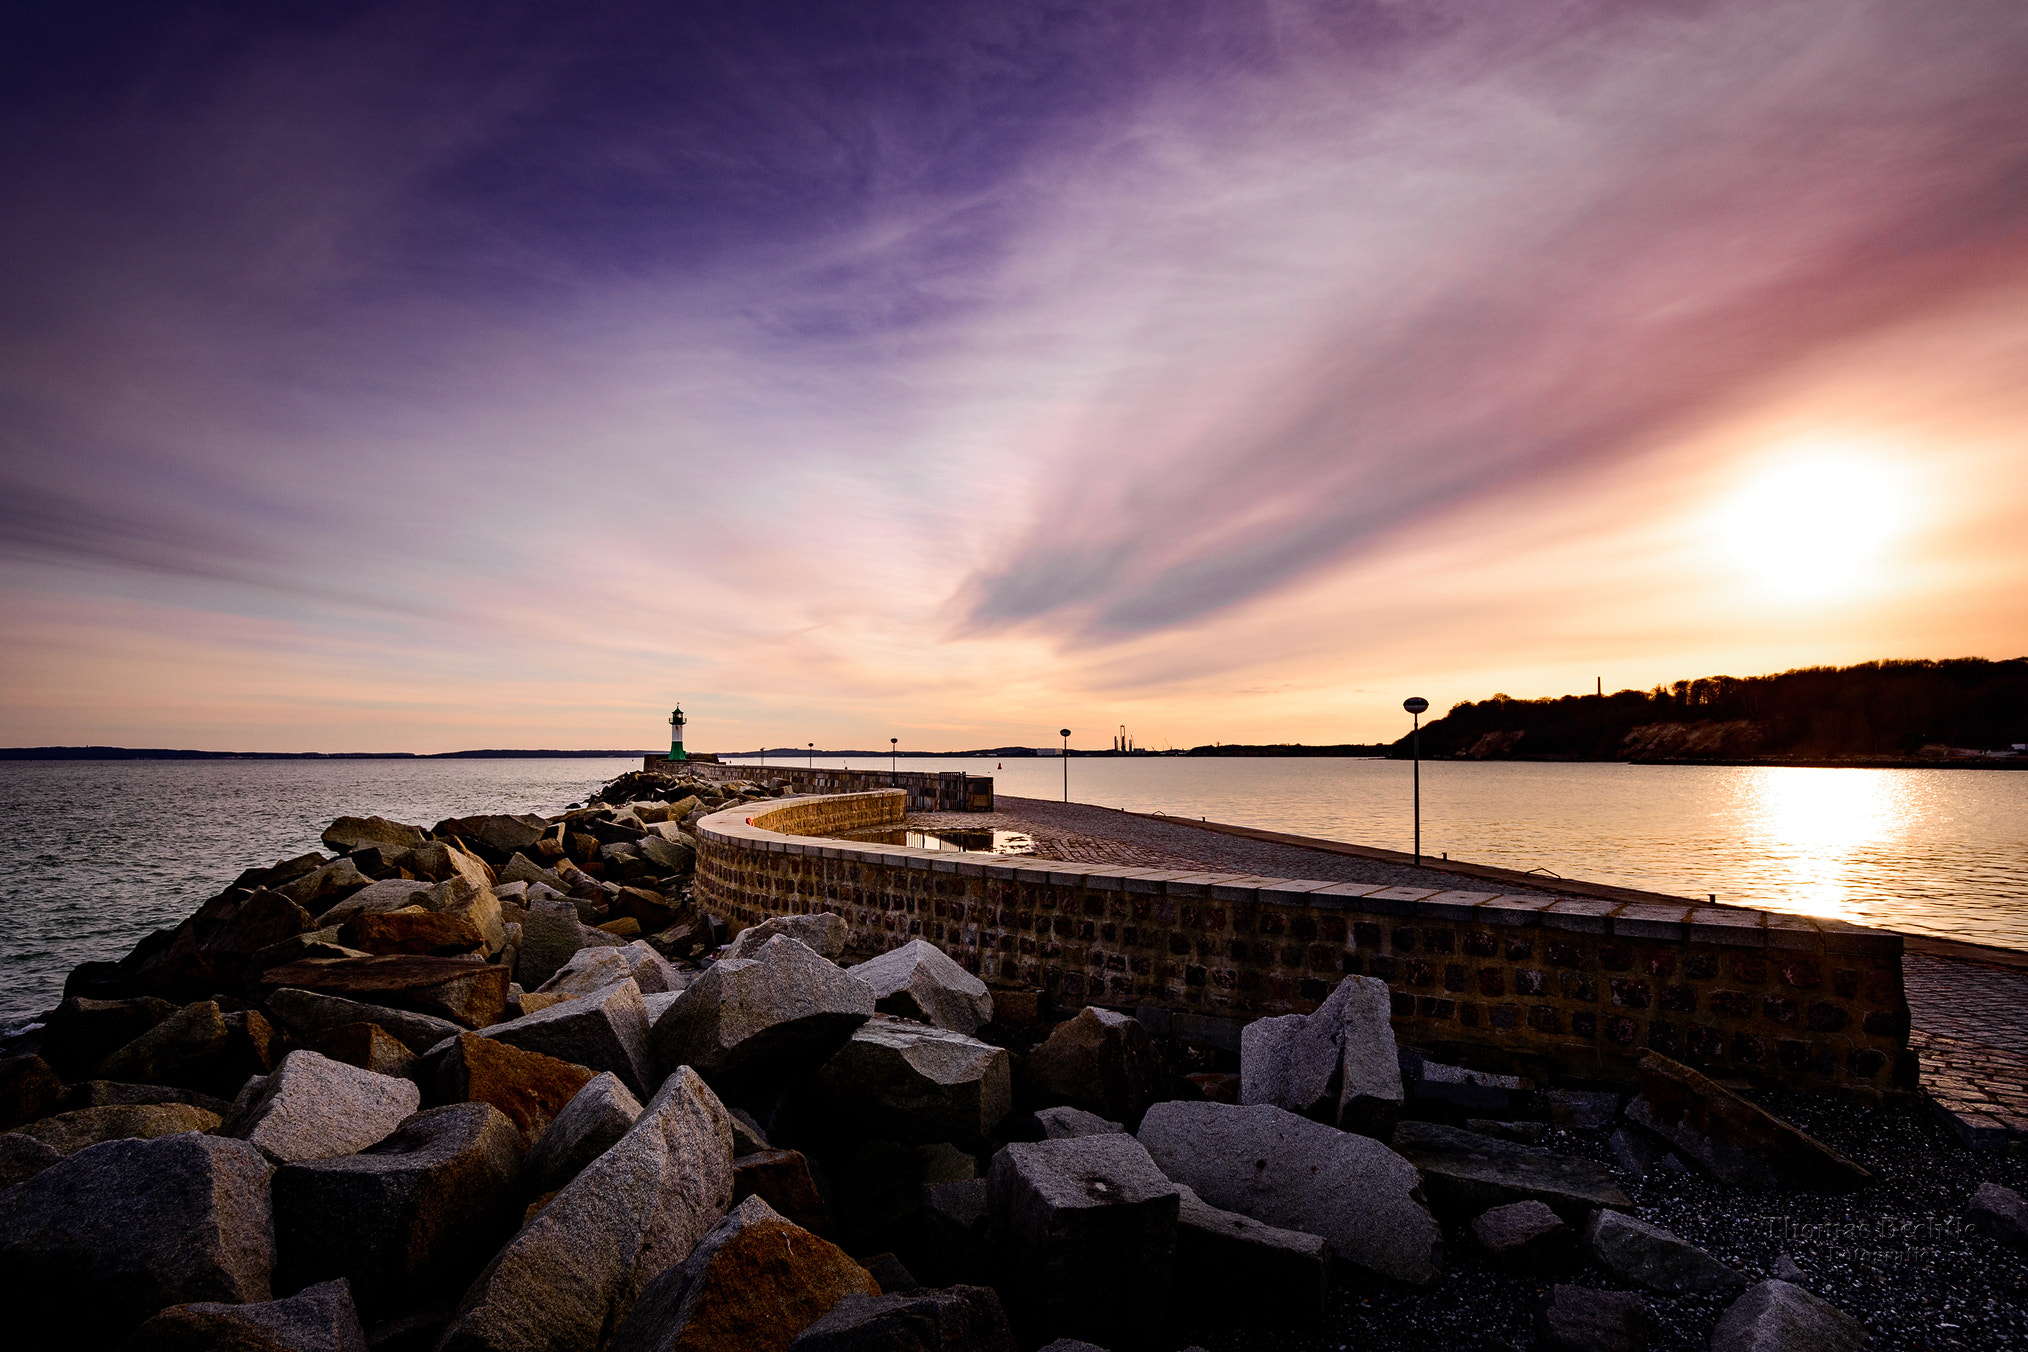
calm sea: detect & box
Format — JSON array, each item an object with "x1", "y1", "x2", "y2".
[{"x1": 2, "y1": 755, "x2": 2022, "y2": 1024}]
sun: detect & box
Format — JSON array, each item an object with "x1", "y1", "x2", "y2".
[{"x1": 1715, "y1": 451, "x2": 1910, "y2": 602}]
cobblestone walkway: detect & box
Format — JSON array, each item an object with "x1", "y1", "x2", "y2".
[{"x1": 911, "y1": 796, "x2": 2028, "y2": 1149}]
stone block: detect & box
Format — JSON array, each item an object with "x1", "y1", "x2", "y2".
[
  {"x1": 734, "y1": 1148, "x2": 834, "y2": 1235},
  {"x1": 649, "y1": 936, "x2": 873, "y2": 1096},
  {"x1": 303, "y1": 1022, "x2": 418, "y2": 1079},
  {"x1": 987, "y1": 1133, "x2": 1178, "y2": 1347},
  {"x1": 437, "y1": 1066, "x2": 736, "y2": 1352},
  {"x1": 0, "y1": 1133, "x2": 275, "y2": 1349},
  {"x1": 727, "y1": 912, "x2": 848, "y2": 960},
  {"x1": 1240, "y1": 976, "x2": 1402, "y2": 1135},
  {"x1": 0, "y1": 1054, "x2": 65, "y2": 1130},
  {"x1": 1709, "y1": 1279, "x2": 1866, "y2": 1352},
  {"x1": 478, "y1": 976, "x2": 655, "y2": 1096},
  {"x1": 15, "y1": 1102, "x2": 222, "y2": 1156},
  {"x1": 122, "y1": 1277, "x2": 369, "y2": 1352},
  {"x1": 1471, "y1": 1200, "x2": 1574, "y2": 1273},
  {"x1": 1138, "y1": 1100, "x2": 1440, "y2": 1286},
  {"x1": 424, "y1": 1032, "x2": 597, "y2": 1149},
  {"x1": 1390, "y1": 1121, "x2": 1631, "y2": 1220},
  {"x1": 1969, "y1": 1182, "x2": 2028, "y2": 1250},
  {"x1": 1020, "y1": 1007, "x2": 1161, "y2": 1128},
  {"x1": 1584, "y1": 1209, "x2": 1745, "y2": 1294},
  {"x1": 1624, "y1": 1051, "x2": 1868, "y2": 1191},
  {"x1": 1538, "y1": 1284, "x2": 1647, "y2": 1352},
  {"x1": 809, "y1": 1014, "x2": 1012, "y2": 1147},
  {"x1": 265, "y1": 987, "x2": 464, "y2": 1057},
  {"x1": 849, "y1": 940, "x2": 994, "y2": 1035},
  {"x1": 274, "y1": 1102, "x2": 523, "y2": 1318},
  {"x1": 1173, "y1": 1183, "x2": 1327, "y2": 1325},
  {"x1": 0, "y1": 1131, "x2": 61, "y2": 1189},
  {"x1": 222, "y1": 1050, "x2": 420, "y2": 1163},
  {"x1": 259, "y1": 956, "x2": 509, "y2": 1030},
  {"x1": 1035, "y1": 1106, "x2": 1125, "y2": 1139},
  {"x1": 526, "y1": 1071, "x2": 644, "y2": 1194},
  {"x1": 606, "y1": 1195, "x2": 879, "y2": 1352}
]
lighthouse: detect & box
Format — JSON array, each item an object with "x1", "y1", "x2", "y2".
[{"x1": 667, "y1": 703, "x2": 688, "y2": 761}]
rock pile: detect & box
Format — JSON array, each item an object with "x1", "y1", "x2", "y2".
[{"x1": 0, "y1": 774, "x2": 2012, "y2": 1350}]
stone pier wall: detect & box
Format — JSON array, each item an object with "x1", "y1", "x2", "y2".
[
  {"x1": 644, "y1": 755, "x2": 992, "y2": 812},
  {"x1": 693, "y1": 791, "x2": 1915, "y2": 1098}
]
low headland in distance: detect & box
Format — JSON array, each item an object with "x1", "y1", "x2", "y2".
[{"x1": 7, "y1": 656, "x2": 2022, "y2": 768}]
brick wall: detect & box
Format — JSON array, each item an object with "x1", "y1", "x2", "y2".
[
  {"x1": 695, "y1": 791, "x2": 1915, "y2": 1098},
  {"x1": 644, "y1": 756, "x2": 992, "y2": 812}
]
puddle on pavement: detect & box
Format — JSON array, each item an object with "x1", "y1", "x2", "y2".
[{"x1": 827, "y1": 826, "x2": 1037, "y2": 855}]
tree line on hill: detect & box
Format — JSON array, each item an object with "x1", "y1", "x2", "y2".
[{"x1": 1388, "y1": 658, "x2": 2028, "y2": 763}]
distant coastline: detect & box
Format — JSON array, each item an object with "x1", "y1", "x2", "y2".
[{"x1": 0, "y1": 747, "x2": 656, "y2": 761}]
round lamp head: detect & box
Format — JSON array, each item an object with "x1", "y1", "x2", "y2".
[{"x1": 1403, "y1": 697, "x2": 1429, "y2": 715}]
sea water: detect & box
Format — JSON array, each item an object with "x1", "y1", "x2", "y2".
[{"x1": 2, "y1": 754, "x2": 2022, "y2": 1023}]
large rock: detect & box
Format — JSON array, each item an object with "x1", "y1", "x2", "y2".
[
  {"x1": 808, "y1": 1014, "x2": 1012, "y2": 1147},
  {"x1": 1471, "y1": 1200, "x2": 1574, "y2": 1274},
  {"x1": 96, "y1": 999, "x2": 228, "y2": 1085},
  {"x1": 323, "y1": 815, "x2": 428, "y2": 855},
  {"x1": 500, "y1": 852, "x2": 569, "y2": 892},
  {"x1": 424, "y1": 1032, "x2": 598, "y2": 1149},
  {"x1": 607, "y1": 1195, "x2": 879, "y2": 1352},
  {"x1": 222, "y1": 1050, "x2": 419, "y2": 1163},
  {"x1": 129, "y1": 889, "x2": 320, "y2": 1001},
  {"x1": 37, "y1": 996, "x2": 178, "y2": 1078},
  {"x1": 1021, "y1": 1007, "x2": 1160, "y2": 1128},
  {"x1": 919, "y1": 1180, "x2": 992, "y2": 1288},
  {"x1": 649, "y1": 936, "x2": 873, "y2": 1094},
  {"x1": 788, "y1": 1286, "x2": 1016, "y2": 1352},
  {"x1": 337, "y1": 909, "x2": 486, "y2": 957},
  {"x1": 1584, "y1": 1209, "x2": 1745, "y2": 1295},
  {"x1": 848, "y1": 941, "x2": 993, "y2": 1035},
  {"x1": 437, "y1": 814, "x2": 548, "y2": 861},
  {"x1": 1240, "y1": 976, "x2": 1402, "y2": 1135},
  {"x1": 0, "y1": 1133, "x2": 274, "y2": 1349},
  {"x1": 15, "y1": 1102, "x2": 221, "y2": 1156},
  {"x1": 1173, "y1": 1183, "x2": 1328, "y2": 1325},
  {"x1": 1709, "y1": 1279, "x2": 1866, "y2": 1352},
  {"x1": 1138, "y1": 1099, "x2": 1441, "y2": 1285},
  {"x1": 405, "y1": 841, "x2": 495, "y2": 890},
  {"x1": 274, "y1": 1103, "x2": 523, "y2": 1318},
  {"x1": 479, "y1": 976, "x2": 655, "y2": 1096},
  {"x1": 275, "y1": 857, "x2": 373, "y2": 915},
  {"x1": 988, "y1": 1134, "x2": 1178, "y2": 1347},
  {"x1": 526, "y1": 1071, "x2": 644, "y2": 1194},
  {"x1": 0, "y1": 1054, "x2": 65, "y2": 1129},
  {"x1": 517, "y1": 895, "x2": 591, "y2": 990},
  {"x1": 58, "y1": 1080, "x2": 229, "y2": 1114},
  {"x1": 122, "y1": 1277, "x2": 369, "y2": 1352},
  {"x1": 427, "y1": 879, "x2": 510, "y2": 956},
  {"x1": 1970, "y1": 1182, "x2": 2028, "y2": 1250},
  {"x1": 1623, "y1": 1051, "x2": 1869, "y2": 1192},
  {"x1": 726, "y1": 913, "x2": 848, "y2": 961},
  {"x1": 313, "y1": 879, "x2": 437, "y2": 928},
  {"x1": 0, "y1": 1131, "x2": 61, "y2": 1188},
  {"x1": 259, "y1": 956, "x2": 509, "y2": 1029},
  {"x1": 1538, "y1": 1284, "x2": 1647, "y2": 1352},
  {"x1": 539, "y1": 942, "x2": 680, "y2": 997},
  {"x1": 438, "y1": 1066, "x2": 736, "y2": 1352},
  {"x1": 304, "y1": 1021, "x2": 419, "y2": 1078},
  {"x1": 1035, "y1": 1106, "x2": 1124, "y2": 1139},
  {"x1": 733, "y1": 1149, "x2": 833, "y2": 1236},
  {"x1": 636, "y1": 834, "x2": 697, "y2": 876},
  {"x1": 265, "y1": 987, "x2": 464, "y2": 1057},
  {"x1": 1390, "y1": 1121, "x2": 1632, "y2": 1220}
]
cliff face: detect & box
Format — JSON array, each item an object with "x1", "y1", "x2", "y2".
[{"x1": 1616, "y1": 720, "x2": 1773, "y2": 761}]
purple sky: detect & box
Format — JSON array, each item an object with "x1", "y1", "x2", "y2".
[{"x1": 3, "y1": 1, "x2": 2026, "y2": 752}]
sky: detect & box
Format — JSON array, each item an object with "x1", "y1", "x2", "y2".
[{"x1": 2, "y1": 0, "x2": 2025, "y2": 753}]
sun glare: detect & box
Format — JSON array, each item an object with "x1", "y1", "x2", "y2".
[{"x1": 1715, "y1": 451, "x2": 1909, "y2": 602}]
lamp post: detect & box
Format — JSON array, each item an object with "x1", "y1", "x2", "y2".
[
  {"x1": 807, "y1": 742, "x2": 814, "y2": 770},
  {"x1": 890, "y1": 737, "x2": 898, "y2": 785},
  {"x1": 1403, "y1": 696, "x2": 1429, "y2": 864},
  {"x1": 1060, "y1": 728, "x2": 1071, "y2": 801}
]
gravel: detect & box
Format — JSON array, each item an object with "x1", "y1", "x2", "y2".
[{"x1": 1182, "y1": 1091, "x2": 2028, "y2": 1352}]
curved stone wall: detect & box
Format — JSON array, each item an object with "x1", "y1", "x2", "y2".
[{"x1": 695, "y1": 791, "x2": 1913, "y2": 1097}]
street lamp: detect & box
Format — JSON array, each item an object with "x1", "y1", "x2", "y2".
[
  {"x1": 890, "y1": 737, "x2": 898, "y2": 784},
  {"x1": 1403, "y1": 697, "x2": 1429, "y2": 864},
  {"x1": 1060, "y1": 728, "x2": 1072, "y2": 801},
  {"x1": 807, "y1": 741, "x2": 814, "y2": 770}
]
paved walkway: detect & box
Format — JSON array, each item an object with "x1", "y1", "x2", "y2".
[{"x1": 913, "y1": 797, "x2": 2028, "y2": 1149}]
